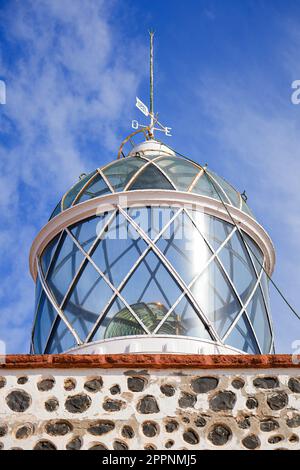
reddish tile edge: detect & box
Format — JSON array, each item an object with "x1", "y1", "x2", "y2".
[{"x1": 0, "y1": 354, "x2": 299, "y2": 370}]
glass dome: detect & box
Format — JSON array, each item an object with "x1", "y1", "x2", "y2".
[
  {"x1": 49, "y1": 153, "x2": 255, "y2": 220},
  {"x1": 30, "y1": 141, "x2": 274, "y2": 356},
  {"x1": 32, "y1": 203, "x2": 273, "y2": 355}
]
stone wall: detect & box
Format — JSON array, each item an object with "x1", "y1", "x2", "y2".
[{"x1": 0, "y1": 354, "x2": 299, "y2": 450}]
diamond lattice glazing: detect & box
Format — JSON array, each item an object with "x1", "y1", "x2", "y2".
[{"x1": 32, "y1": 206, "x2": 273, "y2": 355}]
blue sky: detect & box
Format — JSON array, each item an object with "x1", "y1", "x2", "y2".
[{"x1": 0, "y1": 0, "x2": 300, "y2": 353}]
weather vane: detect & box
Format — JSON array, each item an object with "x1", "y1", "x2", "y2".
[{"x1": 131, "y1": 31, "x2": 172, "y2": 138}]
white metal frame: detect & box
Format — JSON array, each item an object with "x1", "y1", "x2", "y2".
[
  {"x1": 30, "y1": 140, "x2": 277, "y2": 355},
  {"x1": 30, "y1": 190, "x2": 276, "y2": 281},
  {"x1": 31, "y1": 196, "x2": 275, "y2": 354}
]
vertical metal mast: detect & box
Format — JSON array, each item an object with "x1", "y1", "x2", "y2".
[
  {"x1": 149, "y1": 30, "x2": 154, "y2": 136},
  {"x1": 130, "y1": 31, "x2": 171, "y2": 146}
]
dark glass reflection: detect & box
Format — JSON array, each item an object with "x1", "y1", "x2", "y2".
[
  {"x1": 63, "y1": 171, "x2": 97, "y2": 210},
  {"x1": 76, "y1": 173, "x2": 111, "y2": 204},
  {"x1": 33, "y1": 293, "x2": 56, "y2": 353},
  {"x1": 247, "y1": 286, "x2": 272, "y2": 353},
  {"x1": 155, "y1": 156, "x2": 199, "y2": 191},
  {"x1": 226, "y1": 313, "x2": 260, "y2": 354},
  {"x1": 46, "y1": 233, "x2": 84, "y2": 305},
  {"x1": 103, "y1": 157, "x2": 146, "y2": 192},
  {"x1": 130, "y1": 164, "x2": 174, "y2": 190},
  {"x1": 45, "y1": 317, "x2": 77, "y2": 353}
]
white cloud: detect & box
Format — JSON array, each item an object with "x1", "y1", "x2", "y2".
[
  {"x1": 182, "y1": 52, "x2": 300, "y2": 352},
  {"x1": 0, "y1": 0, "x2": 145, "y2": 352}
]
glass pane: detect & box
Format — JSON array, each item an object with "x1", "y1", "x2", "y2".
[
  {"x1": 70, "y1": 212, "x2": 111, "y2": 253},
  {"x1": 120, "y1": 249, "x2": 182, "y2": 312},
  {"x1": 156, "y1": 211, "x2": 213, "y2": 284},
  {"x1": 76, "y1": 173, "x2": 111, "y2": 204},
  {"x1": 45, "y1": 317, "x2": 77, "y2": 353},
  {"x1": 103, "y1": 157, "x2": 146, "y2": 192},
  {"x1": 47, "y1": 233, "x2": 85, "y2": 305},
  {"x1": 191, "y1": 173, "x2": 221, "y2": 200},
  {"x1": 157, "y1": 295, "x2": 212, "y2": 339},
  {"x1": 127, "y1": 206, "x2": 179, "y2": 240},
  {"x1": 33, "y1": 293, "x2": 56, "y2": 353},
  {"x1": 63, "y1": 261, "x2": 114, "y2": 342},
  {"x1": 218, "y1": 230, "x2": 257, "y2": 304},
  {"x1": 49, "y1": 200, "x2": 62, "y2": 220},
  {"x1": 226, "y1": 313, "x2": 260, "y2": 353},
  {"x1": 189, "y1": 211, "x2": 234, "y2": 251},
  {"x1": 155, "y1": 156, "x2": 199, "y2": 191},
  {"x1": 41, "y1": 234, "x2": 61, "y2": 276},
  {"x1": 62, "y1": 171, "x2": 96, "y2": 209},
  {"x1": 191, "y1": 257, "x2": 241, "y2": 337},
  {"x1": 247, "y1": 286, "x2": 272, "y2": 353},
  {"x1": 91, "y1": 212, "x2": 147, "y2": 288},
  {"x1": 206, "y1": 170, "x2": 239, "y2": 207},
  {"x1": 91, "y1": 297, "x2": 147, "y2": 341},
  {"x1": 260, "y1": 272, "x2": 271, "y2": 313},
  {"x1": 141, "y1": 153, "x2": 164, "y2": 160},
  {"x1": 242, "y1": 233, "x2": 264, "y2": 275},
  {"x1": 241, "y1": 198, "x2": 255, "y2": 218},
  {"x1": 129, "y1": 163, "x2": 174, "y2": 190},
  {"x1": 35, "y1": 274, "x2": 43, "y2": 305}
]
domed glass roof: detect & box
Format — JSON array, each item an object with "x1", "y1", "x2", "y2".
[{"x1": 49, "y1": 153, "x2": 254, "y2": 220}]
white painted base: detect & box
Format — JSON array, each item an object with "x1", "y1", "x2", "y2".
[{"x1": 66, "y1": 335, "x2": 245, "y2": 355}]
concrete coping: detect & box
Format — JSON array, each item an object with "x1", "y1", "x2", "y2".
[{"x1": 0, "y1": 354, "x2": 299, "y2": 369}]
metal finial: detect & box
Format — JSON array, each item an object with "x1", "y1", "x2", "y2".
[
  {"x1": 241, "y1": 190, "x2": 248, "y2": 202},
  {"x1": 149, "y1": 29, "x2": 155, "y2": 136},
  {"x1": 131, "y1": 32, "x2": 172, "y2": 140}
]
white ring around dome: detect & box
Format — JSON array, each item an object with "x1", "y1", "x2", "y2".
[
  {"x1": 29, "y1": 189, "x2": 276, "y2": 281},
  {"x1": 64, "y1": 335, "x2": 247, "y2": 355}
]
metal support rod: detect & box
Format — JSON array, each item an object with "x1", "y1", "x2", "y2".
[{"x1": 149, "y1": 30, "x2": 154, "y2": 134}]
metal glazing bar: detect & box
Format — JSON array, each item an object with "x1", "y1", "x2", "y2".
[
  {"x1": 86, "y1": 207, "x2": 184, "y2": 341},
  {"x1": 118, "y1": 206, "x2": 221, "y2": 342},
  {"x1": 30, "y1": 269, "x2": 48, "y2": 343},
  {"x1": 61, "y1": 172, "x2": 95, "y2": 211},
  {"x1": 243, "y1": 310, "x2": 263, "y2": 354},
  {"x1": 242, "y1": 233, "x2": 275, "y2": 347},
  {"x1": 44, "y1": 230, "x2": 66, "y2": 280},
  {"x1": 149, "y1": 159, "x2": 177, "y2": 189},
  {"x1": 99, "y1": 152, "x2": 147, "y2": 174},
  {"x1": 188, "y1": 169, "x2": 204, "y2": 192},
  {"x1": 238, "y1": 193, "x2": 243, "y2": 211},
  {"x1": 124, "y1": 155, "x2": 177, "y2": 191},
  {"x1": 204, "y1": 168, "x2": 275, "y2": 350},
  {"x1": 65, "y1": 227, "x2": 152, "y2": 335},
  {"x1": 205, "y1": 171, "x2": 232, "y2": 205},
  {"x1": 197, "y1": 224, "x2": 262, "y2": 353},
  {"x1": 124, "y1": 159, "x2": 155, "y2": 190},
  {"x1": 59, "y1": 211, "x2": 117, "y2": 309},
  {"x1": 153, "y1": 212, "x2": 237, "y2": 335},
  {"x1": 71, "y1": 172, "x2": 100, "y2": 206},
  {"x1": 44, "y1": 316, "x2": 66, "y2": 354},
  {"x1": 98, "y1": 168, "x2": 115, "y2": 193},
  {"x1": 32, "y1": 229, "x2": 67, "y2": 349},
  {"x1": 222, "y1": 267, "x2": 264, "y2": 341},
  {"x1": 37, "y1": 259, "x2": 82, "y2": 345},
  {"x1": 148, "y1": 153, "x2": 204, "y2": 180},
  {"x1": 42, "y1": 314, "x2": 59, "y2": 354}
]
